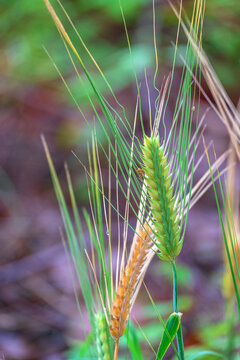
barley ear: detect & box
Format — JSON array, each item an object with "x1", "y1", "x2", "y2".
[
  {"x1": 142, "y1": 135, "x2": 181, "y2": 262},
  {"x1": 109, "y1": 224, "x2": 154, "y2": 341},
  {"x1": 95, "y1": 313, "x2": 111, "y2": 360}
]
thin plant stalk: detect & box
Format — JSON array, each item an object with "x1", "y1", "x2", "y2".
[
  {"x1": 223, "y1": 148, "x2": 239, "y2": 359},
  {"x1": 172, "y1": 261, "x2": 184, "y2": 360},
  {"x1": 114, "y1": 339, "x2": 119, "y2": 360}
]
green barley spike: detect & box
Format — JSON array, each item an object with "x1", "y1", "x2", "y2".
[
  {"x1": 95, "y1": 313, "x2": 110, "y2": 360},
  {"x1": 142, "y1": 135, "x2": 182, "y2": 262}
]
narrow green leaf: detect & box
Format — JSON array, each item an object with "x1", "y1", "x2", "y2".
[
  {"x1": 156, "y1": 312, "x2": 182, "y2": 360},
  {"x1": 187, "y1": 350, "x2": 223, "y2": 360},
  {"x1": 204, "y1": 144, "x2": 240, "y2": 317},
  {"x1": 41, "y1": 136, "x2": 94, "y2": 326},
  {"x1": 124, "y1": 321, "x2": 143, "y2": 360}
]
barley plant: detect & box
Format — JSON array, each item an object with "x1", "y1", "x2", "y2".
[{"x1": 42, "y1": 0, "x2": 239, "y2": 359}]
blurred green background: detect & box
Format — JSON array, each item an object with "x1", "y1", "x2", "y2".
[{"x1": 1, "y1": 0, "x2": 240, "y2": 87}]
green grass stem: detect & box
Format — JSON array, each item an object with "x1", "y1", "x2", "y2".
[{"x1": 172, "y1": 262, "x2": 185, "y2": 360}]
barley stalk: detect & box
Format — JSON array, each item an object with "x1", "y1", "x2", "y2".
[
  {"x1": 142, "y1": 135, "x2": 182, "y2": 262},
  {"x1": 109, "y1": 223, "x2": 153, "y2": 341},
  {"x1": 222, "y1": 147, "x2": 240, "y2": 302}
]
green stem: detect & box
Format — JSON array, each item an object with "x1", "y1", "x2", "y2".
[{"x1": 172, "y1": 261, "x2": 185, "y2": 360}]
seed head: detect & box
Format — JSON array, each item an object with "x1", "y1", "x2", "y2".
[{"x1": 142, "y1": 135, "x2": 182, "y2": 262}]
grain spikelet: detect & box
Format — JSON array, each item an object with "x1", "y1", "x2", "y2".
[
  {"x1": 109, "y1": 223, "x2": 154, "y2": 341},
  {"x1": 142, "y1": 135, "x2": 181, "y2": 262},
  {"x1": 95, "y1": 313, "x2": 111, "y2": 360}
]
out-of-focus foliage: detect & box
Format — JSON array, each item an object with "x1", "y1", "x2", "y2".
[
  {"x1": 203, "y1": 0, "x2": 240, "y2": 89},
  {"x1": 1, "y1": 0, "x2": 239, "y2": 90},
  {"x1": 1, "y1": 1, "x2": 71, "y2": 80},
  {"x1": 0, "y1": 0, "x2": 153, "y2": 84},
  {"x1": 76, "y1": 0, "x2": 151, "y2": 20},
  {"x1": 161, "y1": 0, "x2": 240, "y2": 91}
]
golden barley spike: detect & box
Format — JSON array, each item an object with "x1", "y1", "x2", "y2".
[
  {"x1": 109, "y1": 223, "x2": 153, "y2": 341},
  {"x1": 142, "y1": 135, "x2": 182, "y2": 262}
]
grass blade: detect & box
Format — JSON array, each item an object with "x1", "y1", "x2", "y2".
[
  {"x1": 155, "y1": 312, "x2": 182, "y2": 360},
  {"x1": 187, "y1": 350, "x2": 223, "y2": 360}
]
